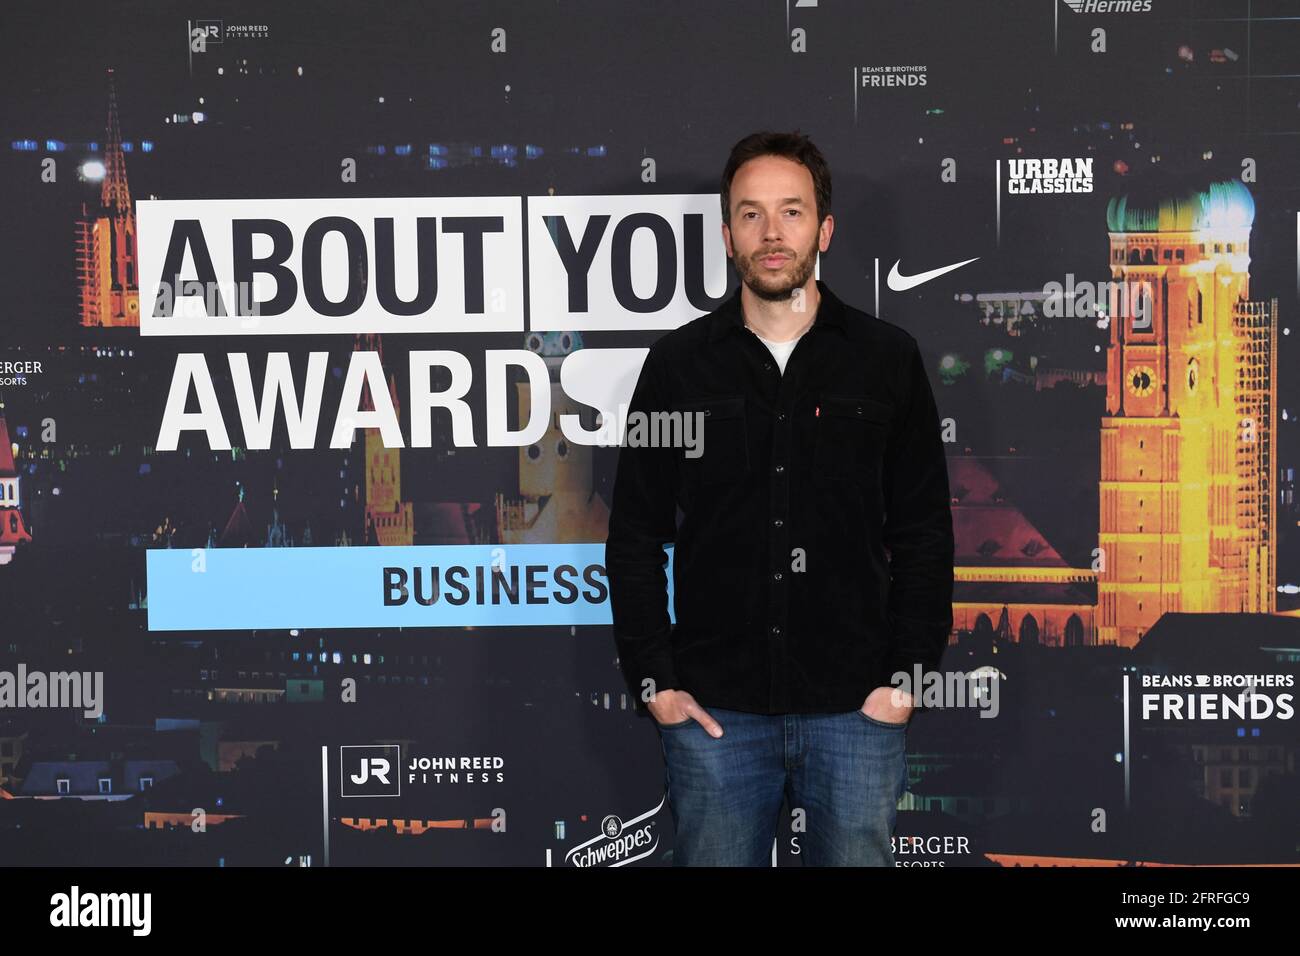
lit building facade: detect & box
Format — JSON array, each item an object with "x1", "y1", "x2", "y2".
[
  {"x1": 76, "y1": 69, "x2": 140, "y2": 328},
  {"x1": 1098, "y1": 179, "x2": 1277, "y2": 645}
]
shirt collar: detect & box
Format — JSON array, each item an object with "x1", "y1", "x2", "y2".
[{"x1": 706, "y1": 277, "x2": 850, "y2": 343}]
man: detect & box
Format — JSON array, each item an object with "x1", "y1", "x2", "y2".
[{"x1": 605, "y1": 130, "x2": 954, "y2": 866}]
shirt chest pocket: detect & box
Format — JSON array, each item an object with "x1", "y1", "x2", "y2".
[
  {"x1": 813, "y1": 394, "x2": 892, "y2": 482},
  {"x1": 671, "y1": 395, "x2": 749, "y2": 484}
]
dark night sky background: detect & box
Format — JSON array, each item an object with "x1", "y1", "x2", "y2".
[
  {"x1": 2, "y1": 0, "x2": 1299, "y2": 573},
  {"x1": 3, "y1": 0, "x2": 1298, "y2": 335}
]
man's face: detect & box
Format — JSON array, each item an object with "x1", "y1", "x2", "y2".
[{"x1": 723, "y1": 155, "x2": 831, "y2": 304}]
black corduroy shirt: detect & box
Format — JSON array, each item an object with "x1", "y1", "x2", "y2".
[{"x1": 605, "y1": 278, "x2": 955, "y2": 716}]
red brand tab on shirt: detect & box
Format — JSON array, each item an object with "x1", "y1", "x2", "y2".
[{"x1": 815, "y1": 406, "x2": 820, "y2": 417}]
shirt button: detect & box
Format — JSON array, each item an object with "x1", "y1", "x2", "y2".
[
  {"x1": 777, "y1": 413, "x2": 786, "y2": 422},
  {"x1": 774, "y1": 464, "x2": 785, "y2": 474},
  {"x1": 764, "y1": 363, "x2": 773, "y2": 371},
  {"x1": 771, "y1": 624, "x2": 782, "y2": 635},
  {"x1": 773, "y1": 572, "x2": 783, "y2": 581},
  {"x1": 773, "y1": 518, "x2": 783, "y2": 528}
]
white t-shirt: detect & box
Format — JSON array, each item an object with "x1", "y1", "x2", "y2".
[{"x1": 751, "y1": 330, "x2": 801, "y2": 374}]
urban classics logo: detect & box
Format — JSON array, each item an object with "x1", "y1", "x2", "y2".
[
  {"x1": 1061, "y1": 0, "x2": 1153, "y2": 12},
  {"x1": 1007, "y1": 158, "x2": 1093, "y2": 194},
  {"x1": 1140, "y1": 674, "x2": 1295, "y2": 720},
  {"x1": 562, "y1": 795, "x2": 666, "y2": 867},
  {"x1": 340, "y1": 744, "x2": 401, "y2": 797}
]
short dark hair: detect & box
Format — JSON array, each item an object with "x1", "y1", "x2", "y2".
[{"x1": 720, "y1": 130, "x2": 831, "y2": 227}]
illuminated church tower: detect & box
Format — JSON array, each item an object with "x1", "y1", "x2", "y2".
[
  {"x1": 356, "y1": 334, "x2": 414, "y2": 546},
  {"x1": 1098, "y1": 178, "x2": 1277, "y2": 645},
  {"x1": 76, "y1": 68, "x2": 140, "y2": 328}
]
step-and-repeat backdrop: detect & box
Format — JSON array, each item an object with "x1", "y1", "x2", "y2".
[{"x1": 1, "y1": 0, "x2": 1298, "y2": 867}]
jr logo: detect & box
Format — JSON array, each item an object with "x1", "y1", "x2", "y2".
[
  {"x1": 340, "y1": 745, "x2": 401, "y2": 798},
  {"x1": 351, "y1": 758, "x2": 391, "y2": 786}
]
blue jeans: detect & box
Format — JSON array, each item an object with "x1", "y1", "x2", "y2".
[{"x1": 657, "y1": 706, "x2": 909, "y2": 866}]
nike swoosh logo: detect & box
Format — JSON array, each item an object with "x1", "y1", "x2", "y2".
[{"x1": 886, "y1": 256, "x2": 980, "y2": 292}]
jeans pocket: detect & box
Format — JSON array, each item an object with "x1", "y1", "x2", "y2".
[
  {"x1": 656, "y1": 717, "x2": 694, "y2": 730},
  {"x1": 856, "y1": 708, "x2": 908, "y2": 730}
]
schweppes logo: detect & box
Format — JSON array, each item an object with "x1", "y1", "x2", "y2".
[{"x1": 563, "y1": 795, "x2": 666, "y2": 867}]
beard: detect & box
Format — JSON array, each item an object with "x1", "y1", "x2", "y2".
[{"x1": 734, "y1": 234, "x2": 819, "y2": 302}]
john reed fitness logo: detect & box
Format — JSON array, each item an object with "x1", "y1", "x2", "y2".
[{"x1": 339, "y1": 744, "x2": 505, "y2": 798}]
